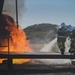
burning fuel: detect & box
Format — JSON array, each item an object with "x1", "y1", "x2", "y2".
[{"x1": 0, "y1": 14, "x2": 32, "y2": 64}]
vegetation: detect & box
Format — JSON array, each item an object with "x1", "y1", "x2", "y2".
[{"x1": 23, "y1": 23, "x2": 58, "y2": 44}]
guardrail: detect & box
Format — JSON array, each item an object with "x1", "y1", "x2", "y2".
[{"x1": 0, "y1": 53, "x2": 75, "y2": 59}]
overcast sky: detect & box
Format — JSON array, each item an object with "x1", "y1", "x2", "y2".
[{"x1": 19, "y1": 0, "x2": 75, "y2": 28}]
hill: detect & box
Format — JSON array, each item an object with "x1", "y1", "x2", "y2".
[{"x1": 23, "y1": 23, "x2": 58, "y2": 44}]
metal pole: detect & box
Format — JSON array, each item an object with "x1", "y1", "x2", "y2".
[
  {"x1": 0, "y1": 0, "x2": 4, "y2": 14},
  {"x1": 8, "y1": 37, "x2": 13, "y2": 69},
  {"x1": 15, "y1": 0, "x2": 18, "y2": 29},
  {"x1": 8, "y1": 37, "x2": 10, "y2": 55}
]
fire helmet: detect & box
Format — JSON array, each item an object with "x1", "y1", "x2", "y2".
[
  {"x1": 61, "y1": 22, "x2": 66, "y2": 27},
  {"x1": 67, "y1": 25, "x2": 74, "y2": 31}
]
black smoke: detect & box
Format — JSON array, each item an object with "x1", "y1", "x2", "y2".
[{"x1": 3, "y1": 0, "x2": 25, "y2": 21}]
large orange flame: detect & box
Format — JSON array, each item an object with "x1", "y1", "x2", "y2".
[{"x1": 0, "y1": 14, "x2": 32, "y2": 64}]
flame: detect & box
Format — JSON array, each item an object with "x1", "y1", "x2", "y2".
[{"x1": 0, "y1": 14, "x2": 32, "y2": 64}]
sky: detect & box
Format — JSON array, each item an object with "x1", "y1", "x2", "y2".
[{"x1": 20, "y1": 0, "x2": 75, "y2": 28}]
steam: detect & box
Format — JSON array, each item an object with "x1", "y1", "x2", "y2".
[
  {"x1": 3, "y1": 0, "x2": 25, "y2": 22},
  {"x1": 35, "y1": 37, "x2": 71, "y2": 65},
  {"x1": 40, "y1": 38, "x2": 57, "y2": 52},
  {"x1": 40, "y1": 37, "x2": 71, "y2": 53}
]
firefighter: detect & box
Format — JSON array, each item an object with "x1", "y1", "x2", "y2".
[
  {"x1": 68, "y1": 27, "x2": 75, "y2": 55},
  {"x1": 57, "y1": 22, "x2": 67, "y2": 55},
  {"x1": 67, "y1": 25, "x2": 74, "y2": 38}
]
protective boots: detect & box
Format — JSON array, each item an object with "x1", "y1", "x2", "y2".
[{"x1": 60, "y1": 48, "x2": 65, "y2": 55}]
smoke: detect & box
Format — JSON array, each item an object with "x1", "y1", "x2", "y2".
[
  {"x1": 35, "y1": 38, "x2": 71, "y2": 65},
  {"x1": 40, "y1": 37, "x2": 71, "y2": 53},
  {"x1": 3, "y1": 0, "x2": 25, "y2": 22},
  {"x1": 40, "y1": 38, "x2": 57, "y2": 52}
]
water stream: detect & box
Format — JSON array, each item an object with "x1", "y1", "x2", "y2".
[
  {"x1": 35, "y1": 37, "x2": 71, "y2": 65},
  {"x1": 40, "y1": 38, "x2": 57, "y2": 52}
]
